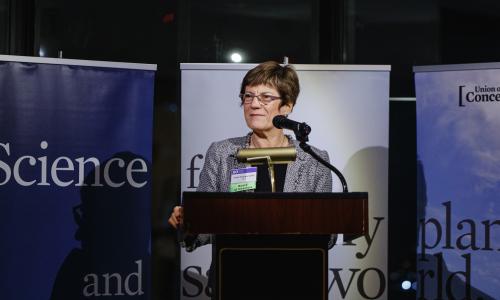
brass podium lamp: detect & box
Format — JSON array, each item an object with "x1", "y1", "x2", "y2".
[{"x1": 236, "y1": 146, "x2": 296, "y2": 192}]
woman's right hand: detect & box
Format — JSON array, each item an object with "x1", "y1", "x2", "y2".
[{"x1": 168, "y1": 206, "x2": 184, "y2": 229}]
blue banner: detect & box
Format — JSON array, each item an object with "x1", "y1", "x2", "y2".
[
  {"x1": 0, "y1": 57, "x2": 155, "y2": 299},
  {"x1": 415, "y1": 63, "x2": 500, "y2": 300}
]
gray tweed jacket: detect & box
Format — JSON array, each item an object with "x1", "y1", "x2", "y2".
[
  {"x1": 197, "y1": 134, "x2": 332, "y2": 193},
  {"x1": 184, "y1": 134, "x2": 333, "y2": 251}
]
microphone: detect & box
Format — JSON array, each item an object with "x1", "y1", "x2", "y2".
[{"x1": 273, "y1": 115, "x2": 311, "y2": 138}]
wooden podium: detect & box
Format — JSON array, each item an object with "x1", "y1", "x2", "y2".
[{"x1": 182, "y1": 191, "x2": 368, "y2": 300}]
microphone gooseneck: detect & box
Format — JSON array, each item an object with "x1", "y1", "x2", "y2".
[
  {"x1": 299, "y1": 142, "x2": 349, "y2": 193},
  {"x1": 272, "y1": 115, "x2": 349, "y2": 192}
]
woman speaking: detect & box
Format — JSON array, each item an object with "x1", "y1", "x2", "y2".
[
  {"x1": 168, "y1": 61, "x2": 333, "y2": 296},
  {"x1": 170, "y1": 60, "x2": 332, "y2": 225}
]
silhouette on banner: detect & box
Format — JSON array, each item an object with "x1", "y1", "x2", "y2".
[
  {"x1": 417, "y1": 157, "x2": 494, "y2": 300},
  {"x1": 51, "y1": 152, "x2": 151, "y2": 299}
]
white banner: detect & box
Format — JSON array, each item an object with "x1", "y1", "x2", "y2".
[{"x1": 180, "y1": 63, "x2": 390, "y2": 299}]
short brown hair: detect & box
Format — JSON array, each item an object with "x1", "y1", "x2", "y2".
[{"x1": 240, "y1": 61, "x2": 300, "y2": 107}]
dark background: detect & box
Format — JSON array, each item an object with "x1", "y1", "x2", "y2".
[{"x1": 2, "y1": 0, "x2": 500, "y2": 299}]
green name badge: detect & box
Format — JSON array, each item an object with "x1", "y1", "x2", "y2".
[{"x1": 229, "y1": 167, "x2": 257, "y2": 192}]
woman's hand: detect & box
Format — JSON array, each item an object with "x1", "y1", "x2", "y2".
[{"x1": 168, "y1": 206, "x2": 184, "y2": 229}]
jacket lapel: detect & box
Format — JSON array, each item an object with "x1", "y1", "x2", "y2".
[
  {"x1": 284, "y1": 142, "x2": 307, "y2": 192},
  {"x1": 223, "y1": 137, "x2": 250, "y2": 191}
]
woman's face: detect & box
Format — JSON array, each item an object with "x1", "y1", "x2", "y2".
[{"x1": 243, "y1": 84, "x2": 292, "y2": 134}]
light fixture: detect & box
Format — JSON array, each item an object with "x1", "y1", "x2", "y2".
[
  {"x1": 230, "y1": 52, "x2": 242, "y2": 63},
  {"x1": 401, "y1": 280, "x2": 411, "y2": 290}
]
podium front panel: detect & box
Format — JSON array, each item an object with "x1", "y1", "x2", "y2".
[{"x1": 216, "y1": 234, "x2": 329, "y2": 300}]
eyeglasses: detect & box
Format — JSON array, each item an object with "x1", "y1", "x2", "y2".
[{"x1": 239, "y1": 93, "x2": 281, "y2": 105}]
